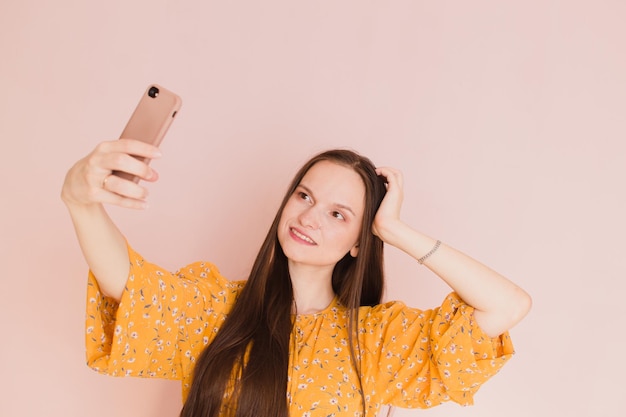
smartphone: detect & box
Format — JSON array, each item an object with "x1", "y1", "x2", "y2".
[{"x1": 113, "y1": 84, "x2": 182, "y2": 182}]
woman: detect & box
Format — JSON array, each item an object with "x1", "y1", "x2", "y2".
[{"x1": 62, "y1": 139, "x2": 531, "y2": 417}]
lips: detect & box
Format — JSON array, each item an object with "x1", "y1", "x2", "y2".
[{"x1": 290, "y1": 227, "x2": 317, "y2": 245}]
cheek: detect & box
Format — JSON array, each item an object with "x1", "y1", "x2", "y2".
[
  {"x1": 277, "y1": 202, "x2": 297, "y2": 236},
  {"x1": 277, "y1": 211, "x2": 289, "y2": 235},
  {"x1": 330, "y1": 223, "x2": 362, "y2": 249},
  {"x1": 348, "y1": 221, "x2": 365, "y2": 245},
  {"x1": 280, "y1": 197, "x2": 298, "y2": 218},
  {"x1": 350, "y1": 227, "x2": 363, "y2": 245}
]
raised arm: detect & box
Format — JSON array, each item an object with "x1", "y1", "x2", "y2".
[
  {"x1": 372, "y1": 167, "x2": 532, "y2": 338},
  {"x1": 61, "y1": 139, "x2": 162, "y2": 301}
]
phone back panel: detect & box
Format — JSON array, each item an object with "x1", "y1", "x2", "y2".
[
  {"x1": 120, "y1": 84, "x2": 181, "y2": 146},
  {"x1": 116, "y1": 84, "x2": 182, "y2": 182}
]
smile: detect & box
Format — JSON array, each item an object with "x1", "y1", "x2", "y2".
[{"x1": 290, "y1": 228, "x2": 317, "y2": 245}]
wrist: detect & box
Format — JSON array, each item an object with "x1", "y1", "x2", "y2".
[
  {"x1": 63, "y1": 198, "x2": 105, "y2": 217},
  {"x1": 375, "y1": 220, "x2": 411, "y2": 247},
  {"x1": 417, "y1": 240, "x2": 442, "y2": 264}
]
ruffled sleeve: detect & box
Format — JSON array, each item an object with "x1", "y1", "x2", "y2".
[
  {"x1": 85, "y1": 243, "x2": 243, "y2": 389},
  {"x1": 359, "y1": 292, "x2": 514, "y2": 408}
]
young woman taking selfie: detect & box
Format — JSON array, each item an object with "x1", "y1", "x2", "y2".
[{"x1": 62, "y1": 139, "x2": 531, "y2": 417}]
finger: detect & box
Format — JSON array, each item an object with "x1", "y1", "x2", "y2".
[
  {"x1": 375, "y1": 166, "x2": 401, "y2": 179},
  {"x1": 98, "y1": 139, "x2": 163, "y2": 159},
  {"x1": 100, "y1": 152, "x2": 158, "y2": 182},
  {"x1": 376, "y1": 167, "x2": 403, "y2": 189},
  {"x1": 101, "y1": 173, "x2": 151, "y2": 201},
  {"x1": 87, "y1": 140, "x2": 161, "y2": 182},
  {"x1": 100, "y1": 190, "x2": 149, "y2": 210},
  {"x1": 79, "y1": 175, "x2": 148, "y2": 209},
  {"x1": 97, "y1": 180, "x2": 149, "y2": 210}
]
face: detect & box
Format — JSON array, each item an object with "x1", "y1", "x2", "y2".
[{"x1": 278, "y1": 160, "x2": 366, "y2": 271}]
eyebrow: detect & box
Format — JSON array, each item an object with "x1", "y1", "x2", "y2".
[{"x1": 298, "y1": 184, "x2": 356, "y2": 217}]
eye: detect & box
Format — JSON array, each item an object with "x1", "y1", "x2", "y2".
[
  {"x1": 297, "y1": 191, "x2": 312, "y2": 202},
  {"x1": 331, "y1": 211, "x2": 345, "y2": 221}
]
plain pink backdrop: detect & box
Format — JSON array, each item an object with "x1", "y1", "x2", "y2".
[{"x1": 1, "y1": 1, "x2": 624, "y2": 416}]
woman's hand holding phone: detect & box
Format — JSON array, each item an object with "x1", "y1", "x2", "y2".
[
  {"x1": 62, "y1": 83, "x2": 181, "y2": 210},
  {"x1": 61, "y1": 139, "x2": 162, "y2": 210}
]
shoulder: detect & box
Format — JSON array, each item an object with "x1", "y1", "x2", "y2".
[
  {"x1": 174, "y1": 260, "x2": 247, "y2": 292},
  {"x1": 358, "y1": 300, "x2": 429, "y2": 326},
  {"x1": 360, "y1": 292, "x2": 470, "y2": 319}
]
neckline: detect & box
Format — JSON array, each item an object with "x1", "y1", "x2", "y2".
[{"x1": 292, "y1": 295, "x2": 339, "y2": 319}]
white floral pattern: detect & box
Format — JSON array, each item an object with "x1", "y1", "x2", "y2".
[{"x1": 86, "y1": 244, "x2": 514, "y2": 416}]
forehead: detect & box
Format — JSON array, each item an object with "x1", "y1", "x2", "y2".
[{"x1": 299, "y1": 161, "x2": 366, "y2": 210}]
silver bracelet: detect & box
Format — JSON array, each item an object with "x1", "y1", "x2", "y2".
[{"x1": 418, "y1": 240, "x2": 441, "y2": 264}]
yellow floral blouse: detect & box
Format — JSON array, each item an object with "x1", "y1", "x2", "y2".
[{"x1": 85, "y1": 244, "x2": 514, "y2": 416}]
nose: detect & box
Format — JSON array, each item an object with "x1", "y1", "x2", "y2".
[{"x1": 298, "y1": 207, "x2": 321, "y2": 230}]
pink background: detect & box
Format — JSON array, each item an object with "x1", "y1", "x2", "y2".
[{"x1": 1, "y1": 1, "x2": 624, "y2": 416}]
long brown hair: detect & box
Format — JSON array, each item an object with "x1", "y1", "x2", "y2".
[{"x1": 180, "y1": 149, "x2": 387, "y2": 417}]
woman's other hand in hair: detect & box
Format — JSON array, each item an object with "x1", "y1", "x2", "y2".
[
  {"x1": 371, "y1": 166, "x2": 408, "y2": 247},
  {"x1": 372, "y1": 168, "x2": 531, "y2": 337}
]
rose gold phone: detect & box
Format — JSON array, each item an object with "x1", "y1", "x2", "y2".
[{"x1": 114, "y1": 84, "x2": 182, "y2": 182}]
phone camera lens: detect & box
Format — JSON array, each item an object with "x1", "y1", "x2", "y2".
[{"x1": 148, "y1": 86, "x2": 160, "y2": 98}]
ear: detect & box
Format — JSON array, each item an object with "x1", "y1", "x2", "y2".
[{"x1": 350, "y1": 243, "x2": 359, "y2": 258}]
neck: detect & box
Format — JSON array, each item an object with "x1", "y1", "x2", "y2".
[{"x1": 288, "y1": 261, "x2": 335, "y2": 315}]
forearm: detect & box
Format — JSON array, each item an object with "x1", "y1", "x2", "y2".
[
  {"x1": 61, "y1": 139, "x2": 163, "y2": 301},
  {"x1": 385, "y1": 223, "x2": 531, "y2": 337},
  {"x1": 66, "y1": 202, "x2": 129, "y2": 301}
]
